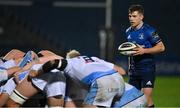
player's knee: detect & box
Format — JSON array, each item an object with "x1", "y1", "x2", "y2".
[{"x1": 143, "y1": 88, "x2": 153, "y2": 97}]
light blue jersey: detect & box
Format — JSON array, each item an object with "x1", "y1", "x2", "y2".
[{"x1": 65, "y1": 56, "x2": 115, "y2": 85}]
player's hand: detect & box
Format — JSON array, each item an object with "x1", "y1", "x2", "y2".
[
  {"x1": 13, "y1": 72, "x2": 20, "y2": 84},
  {"x1": 133, "y1": 47, "x2": 146, "y2": 56},
  {"x1": 27, "y1": 70, "x2": 41, "y2": 81}
]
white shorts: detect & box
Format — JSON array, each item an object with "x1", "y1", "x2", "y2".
[
  {"x1": 32, "y1": 70, "x2": 66, "y2": 98},
  {"x1": 84, "y1": 73, "x2": 125, "y2": 107},
  {"x1": 65, "y1": 77, "x2": 88, "y2": 102},
  {"x1": 1, "y1": 71, "x2": 29, "y2": 95},
  {"x1": 122, "y1": 94, "x2": 147, "y2": 108},
  {"x1": 113, "y1": 87, "x2": 147, "y2": 107},
  {"x1": 1, "y1": 78, "x2": 16, "y2": 95}
]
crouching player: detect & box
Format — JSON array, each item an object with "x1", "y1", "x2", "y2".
[
  {"x1": 28, "y1": 50, "x2": 147, "y2": 107},
  {"x1": 6, "y1": 51, "x2": 66, "y2": 107},
  {"x1": 31, "y1": 50, "x2": 125, "y2": 108}
]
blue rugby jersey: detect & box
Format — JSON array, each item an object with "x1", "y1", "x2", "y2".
[{"x1": 125, "y1": 23, "x2": 162, "y2": 75}]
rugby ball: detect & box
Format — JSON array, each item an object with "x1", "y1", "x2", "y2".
[{"x1": 118, "y1": 42, "x2": 137, "y2": 56}]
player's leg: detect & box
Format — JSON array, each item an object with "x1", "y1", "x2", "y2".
[
  {"x1": 142, "y1": 69, "x2": 155, "y2": 107},
  {"x1": 6, "y1": 77, "x2": 39, "y2": 107},
  {"x1": 65, "y1": 100, "x2": 84, "y2": 107},
  {"x1": 65, "y1": 91, "x2": 87, "y2": 107},
  {"x1": 128, "y1": 75, "x2": 142, "y2": 90},
  {"x1": 46, "y1": 72, "x2": 66, "y2": 107},
  {"x1": 142, "y1": 88, "x2": 153, "y2": 107},
  {"x1": 47, "y1": 96, "x2": 64, "y2": 107},
  {"x1": 0, "y1": 93, "x2": 9, "y2": 106},
  {"x1": 47, "y1": 76, "x2": 65, "y2": 107},
  {"x1": 64, "y1": 77, "x2": 88, "y2": 107},
  {"x1": 0, "y1": 78, "x2": 16, "y2": 106}
]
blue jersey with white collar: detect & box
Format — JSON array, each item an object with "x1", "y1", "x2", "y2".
[
  {"x1": 125, "y1": 23, "x2": 162, "y2": 75},
  {"x1": 126, "y1": 23, "x2": 161, "y2": 48}
]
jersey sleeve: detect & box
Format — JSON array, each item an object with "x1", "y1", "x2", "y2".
[
  {"x1": 0, "y1": 70, "x2": 8, "y2": 82},
  {"x1": 147, "y1": 28, "x2": 162, "y2": 46},
  {"x1": 31, "y1": 64, "x2": 43, "y2": 71}
]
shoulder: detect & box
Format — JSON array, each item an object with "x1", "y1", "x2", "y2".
[
  {"x1": 91, "y1": 56, "x2": 99, "y2": 60},
  {"x1": 143, "y1": 23, "x2": 156, "y2": 35},
  {"x1": 143, "y1": 24, "x2": 156, "y2": 32},
  {"x1": 126, "y1": 26, "x2": 132, "y2": 33}
]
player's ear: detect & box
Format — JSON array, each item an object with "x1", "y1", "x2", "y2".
[{"x1": 140, "y1": 14, "x2": 144, "y2": 20}]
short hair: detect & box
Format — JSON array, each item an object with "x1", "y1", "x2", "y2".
[
  {"x1": 66, "y1": 50, "x2": 81, "y2": 59},
  {"x1": 38, "y1": 50, "x2": 56, "y2": 57},
  {"x1": 129, "y1": 4, "x2": 144, "y2": 14},
  {"x1": 3, "y1": 49, "x2": 25, "y2": 60}
]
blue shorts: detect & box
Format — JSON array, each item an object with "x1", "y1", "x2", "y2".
[{"x1": 129, "y1": 67, "x2": 155, "y2": 90}]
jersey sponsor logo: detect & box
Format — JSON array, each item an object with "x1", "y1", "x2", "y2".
[
  {"x1": 146, "y1": 81, "x2": 152, "y2": 86},
  {"x1": 152, "y1": 31, "x2": 160, "y2": 39}
]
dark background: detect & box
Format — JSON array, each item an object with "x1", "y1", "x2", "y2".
[{"x1": 0, "y1": 0, "x2": 179, "y2": 75}]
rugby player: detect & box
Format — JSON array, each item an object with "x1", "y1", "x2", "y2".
[
  {"x1": 32, "y1": 50, "x2": 125, "y2": 107},
  {"x1": 6, "y1": 50, "x2": 66, "y2": 107},
  {"x1": 125, "y1": 4, "x2": 165, "y2": 107}
]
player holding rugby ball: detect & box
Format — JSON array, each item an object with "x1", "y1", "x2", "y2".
[{"x1": 119, "y1": 4, "x2": 165, "y2": 107}]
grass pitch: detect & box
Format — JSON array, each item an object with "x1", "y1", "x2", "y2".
[
  {"x1": 154, "y1": 76, "x2": 180, "y2": 107},
  {"x1": 125, "y1": 76, "x2": 180, "y2": 107}
]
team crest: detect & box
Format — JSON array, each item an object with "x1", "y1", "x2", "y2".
[{"x1": 139, "y1": 33, "x2": 144, "y2": 39}]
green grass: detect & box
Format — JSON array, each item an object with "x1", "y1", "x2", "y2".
[
  {"x1": 154, "y1": 76, "x2": 180, "y2": 107},
  {"x1": 124, "y1": 76, "x2": 180, "y2": 107}
]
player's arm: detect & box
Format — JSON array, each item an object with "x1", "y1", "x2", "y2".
[
  {"x1": 3, "y1": 49, "x2": 25, "y2": 60},
  {"x1": 42, "y1": 59, "x2": 67, "y2": 72},
  {"x1": 113, "y1": 65, "x2": 126, "y2": 75},
  {"x1": 133, "y1": 41, "x2": 165, "y2": 56},
  {"x1": 0, "y1": 66, "x2": 22, "y2": 82},
  {"x1": 28, "y1": 59, "x2": 67, "y2": 78},
  {"x1": 7, "y1": 66, "x2": 22, "y2": 77},
  {"x1": 144, "y1": 41, "x2": 165, "y2": 54}
]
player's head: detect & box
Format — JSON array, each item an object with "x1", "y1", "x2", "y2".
[
  {"x1": 128, "y1": 4, "x2": 144, "y2": 28},
  {"x1": 129, "y1": 4, "x2": 144, "y2": 15},
  {"x1": 37, "y1": 50, "x2": 63, "y2": 63},
  {"x1": 66, "y1": 50, "x2": 81, "y2": 59},
  {"x1": 3, "y1": 49, "x2": 25, "y2": 60},
  {"x1": 38, "y1": 50, "x2": 56, "y2": 57}
]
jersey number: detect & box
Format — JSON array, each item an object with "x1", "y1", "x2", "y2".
[{"x1": 82, "y1": 56, "x2": 94, "y2": 63}]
